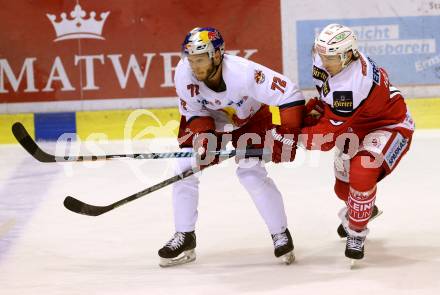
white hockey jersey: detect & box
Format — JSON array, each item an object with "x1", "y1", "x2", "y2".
[
  {"x1": 174, "y1": 54, "x2": 305, "y2": 132},
  {"x1": 312, "y1": 51, "x2": 381, "y2": 117}
]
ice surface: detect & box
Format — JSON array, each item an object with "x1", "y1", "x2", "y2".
[{"x1": 0, "y1": 131, "x2": 439, "y2": 295}]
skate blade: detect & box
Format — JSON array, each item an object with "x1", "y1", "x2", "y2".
[
  {"x1": 371, "y1": 209, "x2": 383, "y2": 221},
  {"x1": 280, "y1": 251, "x2": 295, "y2": 265},
  {"x1": 349, "y1": 258, "x2": 364, "y2": 269},
  {"x1": 350, "y1": 259, "x2": 357, "y2": 269},
  {"x1": 159, "y1": 249, "x2": 196, "y2": 268}
]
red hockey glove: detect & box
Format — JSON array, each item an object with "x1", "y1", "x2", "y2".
[
  {"x1": 271, "y1": 126, "x2": 299, "y2": 163},
  {"x1": 305, "y1": 97, "x2": 324, "y2": 114},
  {"x1": 178, "y1": 116, "x2": 219, "y2": 169},
  {"x1": 304, "y1": 97, "x2": 325, "y2": 127},
  {"x1": 178, "y1": 116, "x2": 215, "y2": 148},
  {"x1": 192, "y1": 131, "x2": 219, "y2": 168},
  {"x1": 271, "y1": 104, "x2": 304, "y2": 163}
]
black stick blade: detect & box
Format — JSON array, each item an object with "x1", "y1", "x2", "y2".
[
  {"x1": 12, "y1": 122, "x2": 56, "y2": 162},
  {"x1": 63, "y1": 196, "x2": 110, "y2": 216}
]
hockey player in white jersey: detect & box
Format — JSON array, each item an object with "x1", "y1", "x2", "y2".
[{"x1": 158, "y1": 27, "x2": 305, "y2": 267}]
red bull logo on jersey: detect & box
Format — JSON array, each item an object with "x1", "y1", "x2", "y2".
[{"x1": 254, "y1": 70, "x2": 265, "y2": 84}]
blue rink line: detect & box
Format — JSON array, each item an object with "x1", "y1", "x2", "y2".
[{"x1": 0, "y1": 158, "x2": 61, "y2": 263}]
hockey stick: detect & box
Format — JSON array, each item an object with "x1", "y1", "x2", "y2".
[
  {"x1": 63, "y1": 148, "x2": 267, "y2": 216},
  {"x1": 12, "y1": 122, "x2": 233, "y2": 162}
]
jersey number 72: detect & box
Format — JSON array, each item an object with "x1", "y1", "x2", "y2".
[{"x1": 271, "y1": 77, "x2": 286, "y2": 94}]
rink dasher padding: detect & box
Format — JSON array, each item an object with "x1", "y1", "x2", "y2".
[
  {"x1": 405, "y1": 97, "x2": 440, "y2": 130},
  {"x1": 0, "y1": 113, "x2": 35, "y2": 143},
  {"x1": 0, "y1": 98, "x2": 439, "y2": 144},
  {"x1": 0, "y1": 108, "x2": 181, "y2": 144}
]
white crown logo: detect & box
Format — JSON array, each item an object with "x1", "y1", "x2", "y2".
[{"x1": 46, "y1": 4, "x2": 110, "y2": 42}]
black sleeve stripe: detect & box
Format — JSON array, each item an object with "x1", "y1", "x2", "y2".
[
  {"x1": 186, "y1": 116, "x2": 202, "y2": 125},
  {"x1": 279, "y1": 100, "x2": 305, "y2": 109},
  {"x1": 330, "y1": 108, "x2": 353, "y2": 117}
]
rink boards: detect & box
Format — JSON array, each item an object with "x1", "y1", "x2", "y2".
[{"x1": 0, "y1": 98, "x2": 439, "y2": 144}]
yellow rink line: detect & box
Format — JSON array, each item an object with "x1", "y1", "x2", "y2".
[{"x1": 0, "y1": 98, "x2": 439, "y2": 144}]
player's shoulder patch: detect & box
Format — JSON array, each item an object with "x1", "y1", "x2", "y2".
[
  {"x1": 254, "y1": 69, "x2": 265, "y2": 84},
  {"x1": 333, "y1": 91, "x2": 353, "y2": 112}
]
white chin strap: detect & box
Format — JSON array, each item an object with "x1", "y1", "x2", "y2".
[
  {"x1": 341, "y1": 50, "x2": 358, "y2": 68},
  {"x1": 340, "y1": 53, "x2": 350, "y2": 69}
]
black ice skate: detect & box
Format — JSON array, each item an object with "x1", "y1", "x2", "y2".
[
  {"x1": 345, "y1": 228, "x2": 369, "y2": 268},
  {"x1": 337, "y1": 205, "x2": 382, "y2": 238},
  {"x1": 158, "y1": 231, "x2": 196, "y2": 267},
  {"x1": 345, "y1": 229, "x2": 369, "y2": 268},
  {"x1": 271, "y1": 228, "x2": 295, "y2": 265},
  {"x1": 345, "y1": 235, "x2": 365, "y2": 259}
]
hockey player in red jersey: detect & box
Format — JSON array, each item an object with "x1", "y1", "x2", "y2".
[
  {"x1": 157, "y1": 27, "x2": 305, "y2": 267},
  {"x1": 301, "y1": 24, "x2": 414, "y2": 263}
]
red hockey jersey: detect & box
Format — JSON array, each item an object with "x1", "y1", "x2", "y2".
[{"x1": 301, "y1": 52, "x2": 414, "y2": 151}]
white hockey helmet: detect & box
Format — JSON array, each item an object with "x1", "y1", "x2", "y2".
[
  {"x1": 314, "y1": 24, "x2": 359, "y2": 67},
  {"x1": 182, "y1": 27, "x2": 225, "y2": 58}
]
